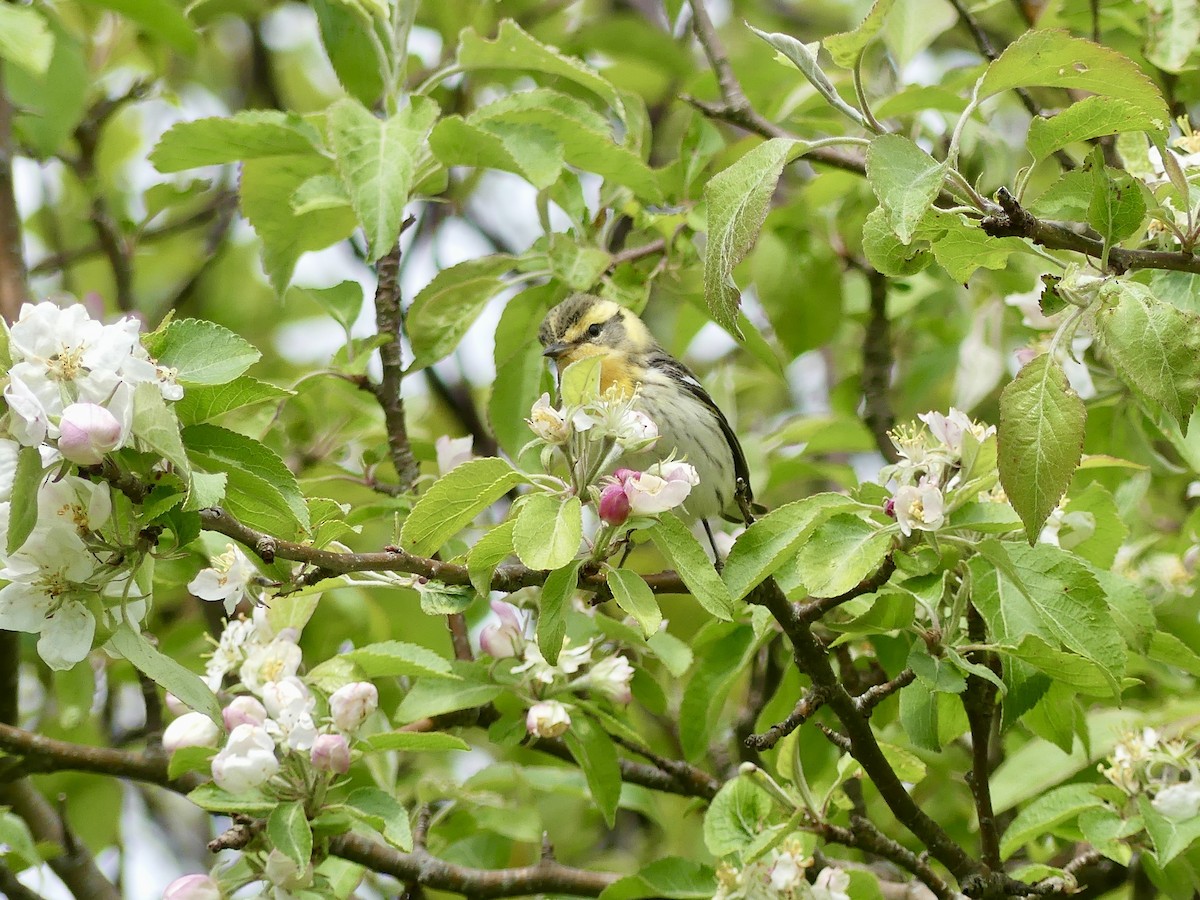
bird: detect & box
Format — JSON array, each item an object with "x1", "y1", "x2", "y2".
[{"x1": 537, "y1": 293, "x2": 756, "y2": 552}]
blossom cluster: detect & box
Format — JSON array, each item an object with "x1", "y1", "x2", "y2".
[
  {"x1": 880, "y1": 408, "x2": 996, "y2": 538},
  {"x1": 598, "y1": 461, "x2": 701, "y2": 526},
  {"x1": 1100, "y1": 727, "x2": 1200, "y2": 822},
  {"x1": 479, "y1": 600, "x2": 635, "y2": 738},
  {"x1": 714, "y1": 842, "x2": 851, "y2": 900},
  {"x1": 164, "y1": 606, "x2": 377, "y2": 794}
]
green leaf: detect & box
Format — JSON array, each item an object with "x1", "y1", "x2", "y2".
[
  {"x1": 0, "y1": 4, "x2": 53, "y2": 74},
  {"x1": 267, "y1": 801, "x2": 313, "y2": 871},
  {"x1": 467, "y1": 520, "x2": 515, "y2": 597},
  {"x1": 563, "y1": 713, "x2": 622, "y2": 828},
  {"x1": 81, "y1": 0, "x2": 197, "y2": 54},
  {"x1": 326, "y1": 97, "x2": 437, "y2": 260},
  {"x1": 703, "y1": 138, "x2": 804, "y2": 336},
  {"x1": 297, "y1": 281, "x2": 363, "y2": 332},
  {"x1": 1088, "y1": 162, "x2": 1147, "y2": 248},
  {"x1": 360, "y1": 732, "x2": 470, "y2": 753},
  {"x1": 1000, "y1": 784, "x2": 1105, "y2": 860},
  {"x1": 406, "y1": 256, "x2": 514, "y2": 370},
  {"x1": 1027, "y1": 97, "x2": 1165, "y2": 162},
  {"x1": 862, "y1": 206, "x2": 931, "y2": 276},
  {"x1": 6, "y1": 18, "x2": 86, "y2": 156},
  {"x1": 647, "y1": 629, "x2": 694, "y2": 678},
  {"x1": 606, "y1": 567, "x2": 662, "y2": 639},
  {"x1": 184, "y1": 423, "x2": 309, "y2": 535},
  {"x1": 6, "y1": 446, "x2": 43, "y2": 556},
  {"x1": 430, "y1": 115, "x2": 564, "y2": 189},
  {"x1": 560, "y1": 355, "x2": 603, "y2": 407},
  {"x1": 648, "y1": 514, "x2": 735, "y2": 620},
  {"x1": 1149, "y1": 632, "x2": 1200, "y2": 676},
  {"x1": 239, "y1": 155, "x2": 357, "y2": 293},
  {"x1": 600, "y1": 858, "x2": 715, "y2": 900},
  {"x1": 312, "y1": 0, "x2": 384, "y2": 107},
  {"x1": 417, "y1": 581, "x2": 474, "y2": 615},
  {"x1": 144, "y1": 318, "x2": 260, "y2": 386},
  {"x1": 998, "y1": 354, "x2": 1085, "y2": 543},
  {"x1": 513, "y1": 494, "x2": 583, "y2": 570},
  {"x1": 703, "y1": 775, "x2": 774, "y2": 857},
  {"x1": 899, "y1": 679, "x2": 940, "y2": 751},
  {"x1": 867, "y1": 134, "x2": 947, "y2": 244},
  {"x1": 340, "y1": 641, "x2": 454, "y2": 679},
  {"x1": 749, "y1": 27, "x2": 867, "y2": 129},
  {"x1": 186, "y1": 784, "x2": 276, "y2": 815},
  {"x1": 548, "y1": 235, "x2": 611, "y2": 291},
  {"x1": 396, "y1": 679, "x2": 501, "y2": 722},
  {"x1": 173, "y1": 376, "x2": 293, "y2": 426},
  {"x1": 1145, "y1": 0, "x2": 1200, "y2": 73},
  {"x1": 346, "y1": 787, "x2": 412, "y2": 851},
  {"x1": 0, "y1": 808, "x2": 42, "y2": 869},
  {"x1": 1005, "y1": 634, "x2": 1114, "y2": 697},
  {"x1": 978, "y1": 29, "x2": 1169, "y2": 124},
  {"x1": 1140, "y1": 795, "x2": 1200, "y2": 867},
  {"x1": 107, "y1": 624, "x2": 221, "y2": 723},
  {"x1": 456, "y1": 20, "x2": 625, "y2": 120},
  {"x1": 823, "y1": 0, "x2": 898, "y2": 65},
  {"x1": 133, "y1": 382, "x2": 191, "y2": 481},
  {"x1": 1096, "y1": 280, "x2": 1200, "y2": 427},
  {"x1": 151, "y1": 111, "x2": 322, "y2": 171},
  {"x1": 537, "y1": 560, "x2": 583, "y2": 666},
  {"x1": 930, "y1": 215, "x2": 1029, "y2": 283},
  {"x1": 722, "y1": 494, "x2": 854, "y2": 601},
  {"x1": 790, "y1": 515, "x2": 891, "y2": 598},
  {"x1": 399, "y1": 457, "x2": 525, "y2": 557},
  {"x1": 680, "y1": 625, "x2": 754, "y2": 760}
]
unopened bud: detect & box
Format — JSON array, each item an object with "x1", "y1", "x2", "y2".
[
  {"x1": 310, "y1": 733, "x2": 351, "y2": 773},
  {"x1": 599, "y1": 482, "x2": 631, "y2": 526},
  {"x1": 58, "y1": 402, "x2": 122, "y2": 464}
]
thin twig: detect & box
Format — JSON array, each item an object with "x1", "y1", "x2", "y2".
[
  {"x1": 854, "y1": 668, "x2": 915, "y2": 717},
  {"x1": 860, "y1": 266, "x2": 898, "y2": 464},
  {"x1": 963, "y1": 604, "x2": 1002, "y2": 871},
  {"x1": 819, "y1": 819, "x2": 953, "y2": 899},
  {"x1": 0, "y1": 860, "x2": 46, "y2": 900},
  {"x1": 796, "y1": 555, "x2": 897, "y2": 622},
  {"x1": 745, "y1": 685, "x2": 831, "y2": 751}
]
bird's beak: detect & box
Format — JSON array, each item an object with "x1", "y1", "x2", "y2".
[{"x1": 542, "y1": 342, "x2": 570, "y2": 359}]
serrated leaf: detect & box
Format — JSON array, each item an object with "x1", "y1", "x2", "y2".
[
  {"x1": 680, "y1": 625, "x2": 753, "y2": 760},
  {"x1": 823, "y1": 0, "x2": 898, "y2": 66},
  {"x1": 456, "y1": 20, "x2": 625, "y2": 120},
  {"x1": 133, "y1": 382, "x2": 191, "y2": 480},
  {"x1": 467, "y1": 520, "x2": 515, "y2": 597},
  {"x1": 1149, "y1": 632, "x2": 1200, "y2": 676},
  {"x1": 1088, "y1": 163, "x2": 1146, "y2": 247},
  {"x1": 899, "y1": 679, "x2": 939, "y2": 751},
  {"x1": 0, "y1": 4, "x2": 53, "y2": 74},
  {"x1": 173, "y1": 376, "x2": 293, "y2": 426},
  {"x1": 340, "y1": 641, "x2": 454, "y2": 679},
  {"x1": 396, "y1": 679, "x2": 501, "y2": 722},
  {"x1": 297, "y1": 280, "x2": 363, "y2": 332},
  {"x1": 563, "y1": 713, "x2": 621, "y2": 828},
  {"x1": 312, "y1": 0, "x2": 384, "y2": 107},
  {"x1": 979, "y1": 30, "x2": 1169, "y2": 124},
  {"x1": 862, "y1": 206, "x2": 931, "y2": 276},
  {"x1": 749, "y1": 27, "x2": 867, "y2": 129},
  {"x1": 406, "y1": 256, "x2": 514, "y2": 370},
  {"x1": 703, "y1": 775, "x2": 773, "y2": 857},
  {"x1": 998, "y1": 354, "x2": 1085, "y2": 542},
  {"x1": 346, "y1": 787, "x2": 411, "y2": 851},
  {"x1": 1145, "y1": 0, "x2": 1200, "y2": 73},
  {"x1": 1000, "y1": 784, "x2": 1105, "y2": 860},
  {"x1": 399, "y1": 457, "x2": 525, "y2": 557},
  {"x1": 606, "y1": 567, "x2": 662, "y2": 639},
  {"x1": 6, "y1": 445, "x2": 43, "y2": 556},
  {"x1": 268, "y1": 801, "x2": 313, "y2": 871},
  {"x1": 867, "y1": 134, "x2": 947, "y2": 244},
  {"x1": 1139, "y1": 795, "x2": 1200, "y2": 866},
  {"x1": 1028, "y1": 97, "x2": 1164, "y2": 162},
  {"x1": 703, "y1": 138, "x2": 804, "y2": 336},
  {"x1": 186, "y1": 784, "x2": 276, "y2": 815},
  {"x1": 790, "y1": 514, "x2": 891, "y2": 598},
  {"x1": 82, "y1": 0, "x2": 197, "y2": 55},
  {"x1": 107, "y1": 624, "x2": 221, "y2": 723},
  {"x1": 648, "y1": 514, "x2": 734, "y2": 620},
  {"x1": 537, "y1": 560, "x2": 582, "y2": 666},
  {"x1": 151, "y1": 111, "x2": 321, "y2": 172},
  {"x1": 430, "y1": 115, "x2": 564, "y2": 189},
  {"x1": 144, "y1": 318, "x2": 260, "y2": 386},
  {"x1": 1096, "y1": 280, "x2": 1200, "y2": 427},
  {"x1": 360, "y1": 732, "x2": 470, "y2": 753},
  {"x1": 548, "y1": 235, "x2": 611, "y2": 291},
  {"x1": 930, "y1": 216, "x2": 1029, "y2": 283},
  {"x1": 600, "y1": 857, "x2": 716, "y2": 900},
  {"x1": 513, "y1": 494, "x2": 582, "y2": 570}
]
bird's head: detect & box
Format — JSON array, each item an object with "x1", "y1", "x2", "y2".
[{"x1": 538, "y1": 294, "x2": 657, "y2": 369}]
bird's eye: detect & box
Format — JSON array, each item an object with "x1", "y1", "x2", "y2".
[{"x1": 587, "y1": 323, "x2": 603, "y2": 338}]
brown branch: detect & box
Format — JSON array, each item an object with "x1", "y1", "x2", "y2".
[
  {"x1": 198, "y1": 506, "x2": 689, "y2": 595},
  {"x1": 608, "y1": 236, "x2": 666, "y2": 268},
  {"x1": 370, "y1": 230, "x2": 421, "y2": 490},
  {"x1": 606, "y1": 735, "x2": 722, "y2": 800},
  {"x1": 447, "y1": 612, "x2": 474, "y2": 662},
  {"x1": 963, "y1": 604, "x2": 1002, "y2": 872},
  {"x1": 330, "y1": 831, "x2": 618, "y2": 898},
  {"x1": 745, "y1": 685, "x2": 830, "y2": 751},
  {"x1": 854, "y1": 668, "x2": 915, "y2": 717},
  {"x1": 796, "y1": 555, "x2": 897, "y2": 622},
  {"x1": 0, "y1": 860, "x2": 46, "y2": 900},
  {"x1": 0, "y1": 781, "x2": 119, "y2": 900},
  {"x1": 818, "y1": 819, "x2": 953, "y2": 899},
  {"x1": 861, "y1": 266, "x2": 898, "y2": 464}
]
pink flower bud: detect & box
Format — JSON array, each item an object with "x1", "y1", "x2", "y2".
[
  {"x1": 329, "y1": 681, "x2": 378, "y2": 732},
  {"x1": 161, "y1": 712, "x2": 220, "y2": 754},
  {"x1": 599, "y1": 482, "x2": 631, "y2": 526},
  {"x1": 222, "y1": 696, "x2": 268, "y2": 730},
  {"x1": 58, "y1": 402, "x2": 122, "y2": 464},
  {"x1": 310, "y1": 733, "x2": 351, "y2": 774},
  {"x1": 480, "y1": 600, "x2": 524, "y2": 658},
  {"x1": 612, "y1": 468, "x2": 637, "y2": 484},
  {"x1": 163, "y1": 874, "x2": 221, "y2": 900}
]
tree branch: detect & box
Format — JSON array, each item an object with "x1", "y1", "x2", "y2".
[
  {"x1": 818, "y1": 818, "x2": 953, "y2": 899},
  {"x1": 796, "y1": 555, "x2": 897, "y2": 622},
  {"x1": 963, "y1": 604, "x2": 1002, "y2": 871},
  {"x1": 745, "y1": 685, "x2": 830, "y2": 751},
  {"x1": 860, "y1": 266, "x2": 899, "y2": 464},
  {"x1": 854, "y1": 668, "x2": 915, "y2": 717},
  {"x1": 0, "y1": 860, "x2": 46, "y2": 900}
]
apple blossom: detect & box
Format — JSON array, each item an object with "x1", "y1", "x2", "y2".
[
  {"x1": 310, "y1": 732, "x2": 352, "y2": 773},
  {"x1": 583, "y1": 655, "x2": 635, "y2": 704},
  {"x1": 812, "y1": 866, "x2": 851, "y2": 900},
  {"x1": 57, "y1": 402, "x2": 122, "y2": 464},
  {"x1": 211, "y1": 724, "x2": 279, "y2": 793},
  {"x1": 891, "y1": 483, "x2": 945, "y2": 537},
  {"x1": 613, "y1": 408, "x2": 659, "y2": 448},
  {"x1": 188, "y1": 544, "x2": 256, "y2": 615},
  {"x1": 261, "y1": 677, "x2": 318, "y2": 751},
  {"x1": 222, "y1": 695, "x2": 268, "y2": 730},
  {"x1": 513, "y1": 638, "x2": 593, "y2": 683},
  {"x1": 162, "y1": 711, "x2": 220, "y2": 753},
  {"x1": 623, "y1": 467, "x2": 695, "y2": 515},
  {"x1": 598, "y1": 481, "x2": 631, "y2": 526},
  {"x1": 479, "y1": 600, "x2": 524, "y2": 659},
  {"x1": 526, "y1": 700, "x2": 571, "y2": 738},
  {"x1": 435, "y1": 435, "x2": 473, "y2": 474},
  {"x1": 526, "y1": 393, "x2": 569, "y2": 444},
  {"x1": 1152, "y1": 782, "x2": 1200, "y2": 821},
  {"x1": 238, "y1": 638, "x2": 302, "y2": 695},
  {"x1": 329, "y1": 681, "x2": 378, "y2": 732},
  {"x1": 162, "y1": 873, "x2": 222, "y2": 900}
]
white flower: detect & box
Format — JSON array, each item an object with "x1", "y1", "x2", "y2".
[
  {"x1": 769, "y1": 849, "x2": 805, "y2": 892},
  {"x1": 513, "y1": 638, "x2": 594, "y2": 684},
  {"x1": 613, "y1": 408, "x2": 659, "y2": 448},
  {"x1": 261, "y1": 677, "x2": 318, "y2": 751},
  {"x1": 57, "y1": 402, "x2": 123, "y2": 464},
  {"x1": 222, "y1": 695, "x2": 268, "y2": 730},
  {"x1": 526, "y1": 700, "x2": 571, "y2": 738},
  {"x1": 239, "y1": 639, "x2": 302, "y2": 695},
  {"x1": 310, "y1": 733, "x2": 351, "y2": 773},
  {"x1": 203, "y1": 617, "x2": 258, "y2": 691},
  {"x1": 892, "y1": 483, "x2": 945, "y2": 537},
  {"x1": 919, "y1": 408, "x2": 995, "y2": 457},
  {"x1": 3, "y1": 375, "x2": 50, "y2": 446},
  {"x1": 623, "y1": 467, "x2": 695, "y2": 515},
  {"x1": 479, "y1": 600, "x2": 525, "y2": 659},
  {"x1": 211, "y1": 723, "x2": 279, "y2": 793},
  {"x1": 162, "y1": 712, "x2": 220, "y2": 753},
  {"x1": 1153, "y1": 782, "x2": 1200, "y2": 821},
  {"x1": 435, "y1": 435, "x2": 473, "y2": 475},
  {"x1": 527, "y1": 393, "x2": 569, "y2": 445},
  {"x1": 156, "y1": 365, "x2": 184, "y2": 402},
  {"x1": 38, "y1": 475, "x2": 112, "y2": 535},
  {"x1": 582, "y1": 655, "x2": 634, "y2": 704},
  {"x1": 162, "y1": 874, "x2": 222, "y2": 900},
  {"x1": 188, "y1": 544, "x2": 257, "y2": 615},
  {"x1": 812, "y1": 866, "x2": 851, "y2": 900},
  {"x1": 0, "y1": 525, "x2": 98, "y2": 670},
  {"x1": 329, "y1": 681, "x2": 378, "y2": 733}
]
